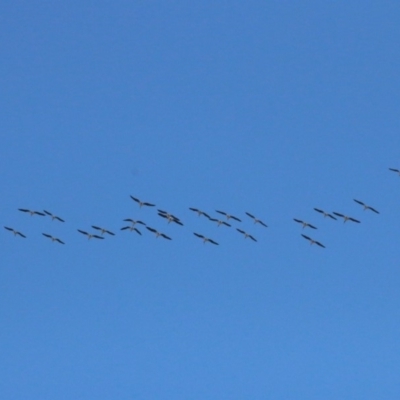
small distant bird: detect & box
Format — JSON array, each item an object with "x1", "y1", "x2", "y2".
[
  {"x1": 157, "y1": 210, "x2": 183, "y2": 225},
  {"x1": 313, "y1": 208, "x2": 337, "y2": 220},
  {"x1": 207, "y1": 217, "x2": 231, "y2": 227},
  {"x1": 43, "y1": 210, "x2": 65, "y2": 222},
  {"x1": 42, "y1": 233, "x2": 64, "y2": 244},
  {"x1": 245, "y1": 212, "x2": 268, "y2": 227},
  {"x1": 77, "y1": 229, "x2": 104, "y2": 240},
  {"x1": 332, "y1": 212, "x2": 360, "y2": 223},
  {"x1": 18, "y1": 208, "x2": 45, "y2": 216},
  {"x1": 389, "y1": 168, "x2": 400, "y2": 175},
  {"x1": 92, "y1": 226, "x2": 115, "y2": 235},
  {"x1": 193, "y1": 232, "x2": 219, "y2": 245},
  {"x1": 146, "y1": 227, "x2": 172, "y2": 240},
  {"x1": 4, "y1": 226, "x2": 26, "y2": 238},
  {"x1": 216, "y1": 210, "x2": 241, "y2": 222},
  {"x1": 236, "y1": 228, "x2": 257, "y2": 242},
  {"x1": 120, "y1": 225, "x2": 142, "y2": 235},
  {"x1": 293, "y1": 219, "x2": 317, "y2": 229},
  {"x1": 130, "y1": 196, "x2": 155, "y2": 207},
  {"x1": 189, "y1": 208, "x2": 211, "y2": 218},
  {"x1": 301, "y1": 234, "x2": 325, "y2": 248},
  {"x1": 353, "y1": 199, "x2": 379, "y2": 214},
  {"x1": 123, "y1": 219, "x2": 146, "y2": 227}
]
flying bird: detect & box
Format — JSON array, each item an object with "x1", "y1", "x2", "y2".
[
  {"x1": 120, "y1": 225, "x2": 142, "y2": 235},
  {"x1": 4, "y1": 226, "x2": 26, "y2": 238},
  {"x1": 146, "y1": 227, "x2": 172, "y2": 240},
  {"x1": 301, "y1": 234, "x2": 325, "y2": 248},
  {"x1": 193, "y1": 232, "x2": 219, "y2": 245},
  {"x1": 293, "y1": 219, "x2": 317, "y2": 229},
  {"x1": 123, "y1": 219, "x2": 146, "y2": 226},
  {"x1": 42, "y1": 233, "x2": 64, "y2": 244},
  {"x1": 215, "y1": 210, "x2": 241, "y2": 222},
  {"x1": 353, "y1": 199, "x2": 379, "y2": 214},
  {"x1": 130, "y1": 196, "x2": 155, "y2": 207},
  {"x1": 313, "y1": 208, "x2": 337, "y2": 220},
  {"x1": 189, "y1": 208, "x2": 211, "y2": 219},
  {"x1": 77, "y1": 229, "x2": 104, "y2": 240},
  {"x1": 236, "y1": 228, "x2": 257, "y2": 241},
  {"x1": 43, "y1": 210, "x2": 65, "y2": 222},
  {"x1": 92, "y1": 226, "x2": 115, "y2": 235},
  {"x1": 18, "y1": 208, "x2": 45, "y2": 216},
  {"x1": 332, "y1": 212, "x2": 360, "y2": 223},
  {"x1": 245, "y1": 212, "x2": 268, "y2": 227},
  {"x1": 157, "y1": 210, "x2": 183, "y2": 225},
  {"x1": 207, "y1": 217, "x2": 231, "y2": 227}
]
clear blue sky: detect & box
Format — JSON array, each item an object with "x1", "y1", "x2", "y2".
[{"x1": 1, "y1": 1, "x2": 400, "y2": 398}]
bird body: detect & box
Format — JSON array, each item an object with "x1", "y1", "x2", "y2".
[
  {"x1": 193, "y1": 232, "x2": 219, "y2": 245},
  {"x1": 236, "y1": 228, "x2": 257, "y2": 241},
  {"x1": 4, "y1": 226, "x2": 26, "y2": 238},
  {"x1": 245, "y1": 212, "x2": 268, "y2": 227}
]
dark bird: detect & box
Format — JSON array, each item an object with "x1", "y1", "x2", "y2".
[
  {"x1": 207, "y1": 217, "x2": 231, "y2": 227},
  {"x1": 193, "y1": 232, "x2": 219, "y2": 245},
  {"x1": 389, "y1": 168, "x2": 400, "y2": 175},
  {"x1": 332, "y1": 212, "x2": 360, "y2": 223},
  {"x1": 120, "y1": 226, "x2": 142, "y2": 235},
  {"x1": 92, "y1": 226, "x2": 115, "y2": 235},
  {"x1": 293, "y1": 219, "x2": 317, "y2": 229},
  {"x1": 4, "y1": 226, "x2": 26, "y2": 238},
  {"x1": 353, "y1": 199, "x2": 379, "y2": 214},
  {"x1": 43, "y1": 210, "x2": 65, "y2": 222},
  {"x1": 130, "y1": 196, "x2": 155, "y2": 207},
  {"x1": 18, "y1": 208, "x2": 45, "y2": 216},
  {"x1": 215, "y1": 210, "x2": 241, "y2": 222},
  {"x1": 146, "y1": 227, "x2": 172, "y2": 240},
  {"x1": 313, "y1": 208, "x2": 337, "y2": 220},
  {"x1": 157, "y1": 210, "x2": 183, "y2": 225},
  {"x1": 245, "y1": 212, "x2": 268, "y2": 227},
  {"x1": 77, "y1": 229, "x2": 104, "y2": 240},
  {"x1": 236, "y1": 228, "x2": 257, "y2": 242},
  {"x1": 42, "y1": 233, "x2": 64, "y2": 244},
  {"x1": 301, "y1": 234, "x2": 325, "y2": 248},
  {"x1": 189, "y1": 208, "x2": 211, "y2": 219}
]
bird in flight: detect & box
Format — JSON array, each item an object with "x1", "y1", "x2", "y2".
[
  {"x1": 332, "y1": 212, "x2": 360, "y2": 223},
  {"x1": 43, "y1": 210, "x2": 65, "y2": 222},
  {"x1": 293, "y1": 219, "x2": 317, "y2": 229},
  {"x1": 207, "y1": 217, "x2": 231, "y2": 227},
  {"x1": 353, "y1": 199, "x2": 379, "y2": 214},
  {"x1": 193, "y1": 233, "x2": 219, "y2": 245},
  {"x1": 313, "y1": 208, "x2": 337, "y2": 220},
  {"x1": 389, "y1": 168, "x2": 400, "y2": 175},
  {"x1": 77, "y1": 229, "x2": 104, "y2": 240},
  {"x1": 92, "y1": 226, "x2": 115, "y2": 235},
  {"x1": 215, "y1": 210, "x2": 241, "y2": 222},
  {"x1": 120, "y1": 225, "x2": 142, "y2": 235},
  {"x1": 157, "y1": 210, "x2": 183, "y2": 225},
  {"x1": 236, "y1": 228, "x2": 257, "y2": 242},
  {"x1": 42, "y1": 233, "x2": 65, "y2": 244},
  {"x1": 4, "y1": 226, "x2": 26, "y2": 238},
  {"x1": 189, "y1": 208, "x2": 211, "y2": 219},
  {"x1": 146, "y1": 227, "x2": 172, "y2": 240},
  {"x1": 245, "y1": 212, "x2": 268, "y2": 227},
  {"x1": 301, "y1": 234, "x2": 325, "y2": 248},
  {"x1": 130, "y1": 196, "x2": 155, "y2": 207},
  {"x1": 123, "y1": 219, "x2": 146, "y2": 227},
  {"x1": 18, "y1": 208, "x2": 46, "y2": 216}
]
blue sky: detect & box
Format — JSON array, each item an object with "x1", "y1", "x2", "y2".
[{"x1": 1, "y1": 1, "x2": 400, "y2": 398}]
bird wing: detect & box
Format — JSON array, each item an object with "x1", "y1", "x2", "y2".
[
  {"x1": 78, "y1": 229, "x2": 88, "y2": 235},
  {"x1": 316, "y1": 241, "x2": 325, "y2": 248},
  {"x1": 314, "y1": 208, "x2": 323, "y2": 213},
  {"x1": 301, "y1": 234, "x2": 311, "y2": 241},
  {"x1": 333, "y1": 212, "x2": 344, "y2": 217},
  {"x1": 42, "y1": 233, "x2": 51, "y2": 238},
  {"x1": 18, "y1": 232, "x2": 26, "y2": 238},
  {"x1": 209, "y1": 239, "x2": 219, "y2": 245},
  {"x1": 309, "y1": 224, "x2": 317, "y2": 229},
  {"x1": 293, "y1": 218, "x2": 303, "y2": 223},
  {"x1": 231, "y1": 215, "x2": 242, "y2": 222},
  {"x1": 194, "y1": 233, "x2": 204, "y2": 239},
  {"x1": 161, "y1": 234, "x2": 172, "y2": 240},
  {"x1": 236, "y1": 228, "x2": 245, "y2": 234},
  {"x1": 216, "y1": 210, "x2": 226, "y2": 215},
  {"x1": 146, "y1": 227, "x2": 156, "y2": 233},
  {"x1": 246, "y1": 212, "x2": 255, "y2": 219},
  {"x1": 130, "y1": 196, "x2": 140, "y2": 202},
  {"x1": 369, "y1": 207, "x2": 379, "y2": 214},
  {"x1": 349, "y1": 217, "x2": 360, "y2": 223},
  {"x1": 259, "y1": 221, "x2": 268, "y2": 227},
  {"x1": 56, "y1": 238, "x2": 65, "y2": 244}
]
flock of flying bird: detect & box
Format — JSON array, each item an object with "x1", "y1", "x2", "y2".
[{"x1": 5, "y1": 168, "x2": 398, "y2": 248}]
